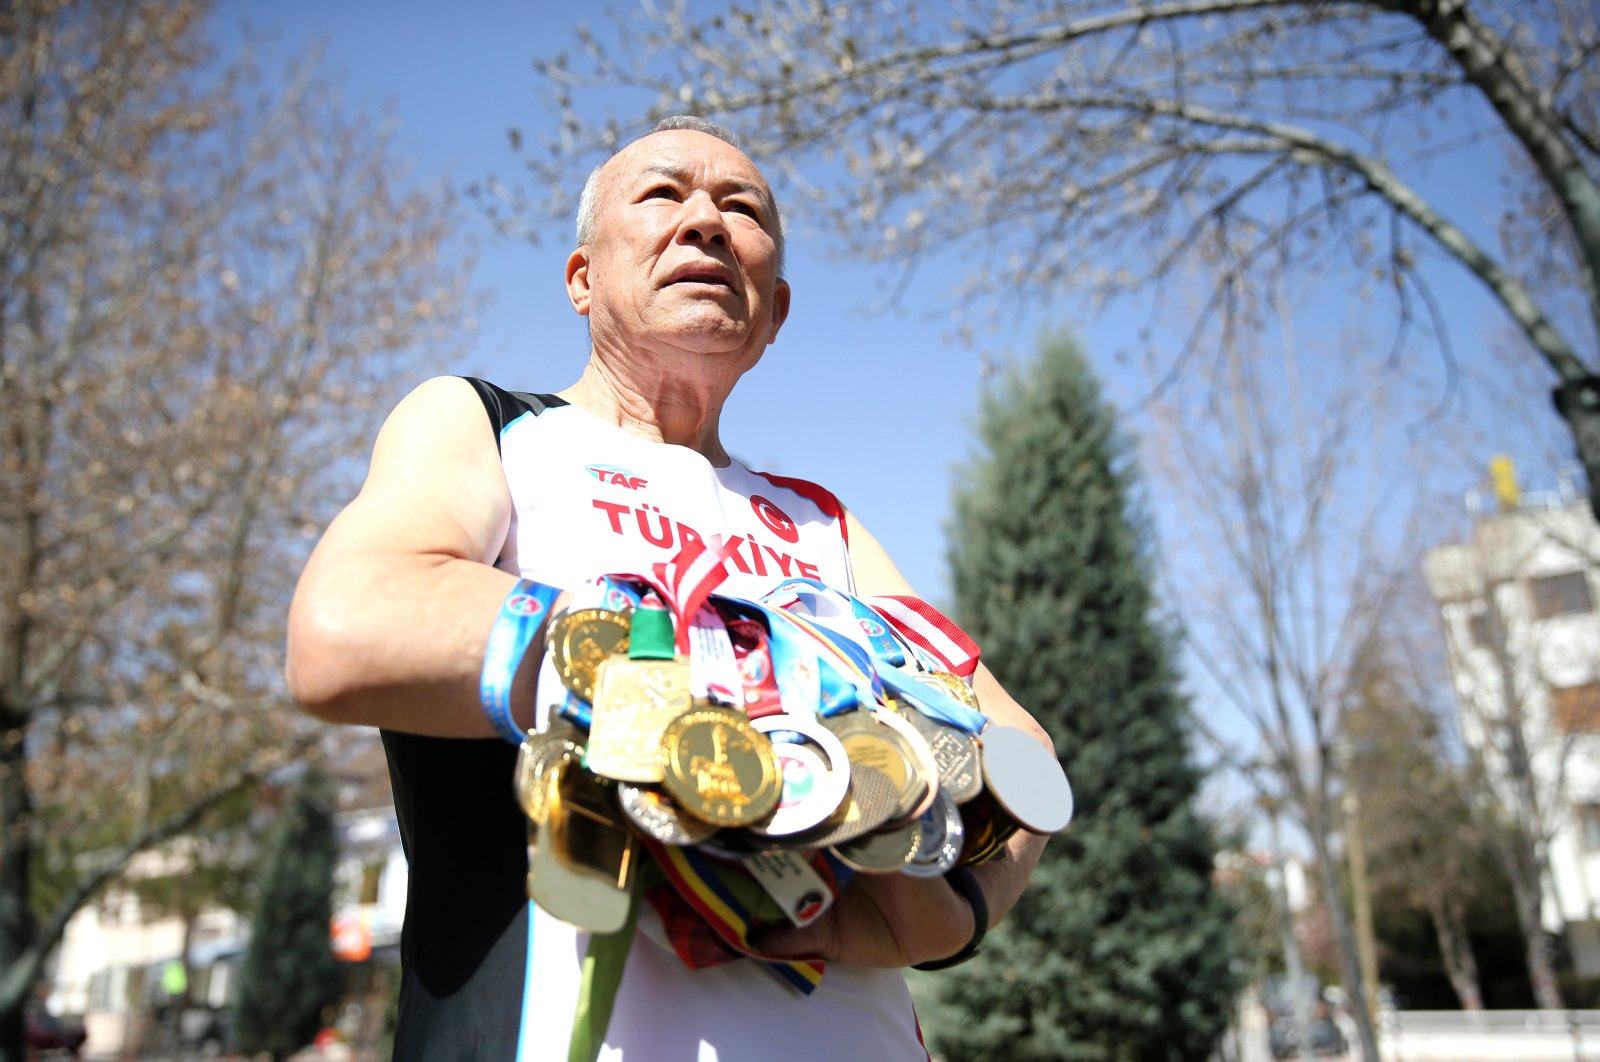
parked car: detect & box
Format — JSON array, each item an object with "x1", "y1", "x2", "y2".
[
  {"x1": 177, "y1": 1005, "x2": 232, "y2": 1057},
  {"x1": 1268, "y1": 1013, "x2": 1348, "y2": 1058},
  {"x1": 25, "y1": 1004, "x2": 87, "y2": 1058}
]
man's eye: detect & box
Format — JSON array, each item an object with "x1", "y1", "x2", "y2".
[
  {"x1": 726, "y1": 201, "x2": 760, "y2": 219},
  {"x1": 644, "y1": 186, "x2": 678, "y2": 201}
]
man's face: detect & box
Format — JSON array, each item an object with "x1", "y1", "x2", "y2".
[{"x1": 567, "y1": 130, "x2": 790, "y2": 364}]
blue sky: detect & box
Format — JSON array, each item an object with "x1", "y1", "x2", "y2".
[{"x1": 211, "y1": 0, "x2": 1089, "y2": 603}]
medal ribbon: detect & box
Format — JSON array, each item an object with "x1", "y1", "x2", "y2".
[
  {"x1": 864, "y1": 594, "x2": 981, "y2": 677},
  {"x1": 641, "y1": 836, "x2": 830, "y2": 995},
  {"x1": 764, "y1": 577, "x2": 906, "y2": 667},
  {"x1": 626, "y1": 536, "x2": 741, "y2": 655},
  {"x1": 876, "y1": 664, "x2": 988, "y2": 734},
  {"x1": 725, "y1": 598, "x2": 859, "y2": 715},
  {"x1": 480, "y1": 579, "x2": 563, "y2": 744}
]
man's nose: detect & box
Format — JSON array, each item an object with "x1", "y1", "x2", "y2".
[{"x1": 676, "y1": 191, "x2": 728, "y2": 248}]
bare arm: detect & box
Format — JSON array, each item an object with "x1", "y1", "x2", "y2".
[
  {"x1": 286, "y1": 376, "x2": 549, "y2": 737},
  {"x1": 756, "y1": 510, "x2": 1053, "y2": 967}
]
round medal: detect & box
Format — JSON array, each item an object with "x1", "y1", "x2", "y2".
[
  {"x1": 658, "y1": 708, "x2": 782, "y2": 827},
  {"x1": 979, "y1": 725, "x2": 1074, "y2": 834},
  {"x1": 617, "y1": 783, "x2": 719, "y2": 845},
  {"x1": 893, "y1": 702, "x2": 984, "y2": 804},
  {"x1": 828, "y1": 713, "x2": 930, "y2": 825},
  {"x1": 548, "y1": 608, "x2": 631, "y2": 704},
  {"x1": 513, "y1": 727, "x2": 584, "y2": 826},
  {"x1": 833, "y1": 817, "x2": 922, "y2": 874},
  {"x1": 872, "y1": 708, "x2": 939, "y2": 821},
  {"x1": 904, "y1": 790, "x2": 965, "y2": 878},
  {"x1": 749, "y1": 714, "x2": 850, "y2": 837},
  {"x1": 785, "y1": 762, "x2": 898, "y2": 849}
]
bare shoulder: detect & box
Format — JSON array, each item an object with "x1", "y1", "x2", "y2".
[
  {"x1": 316, "y1": 375, "x2": 511, "y2": 569},
  {"x1": 843, "y1": 509, "x2": 918, "y2": 598}
]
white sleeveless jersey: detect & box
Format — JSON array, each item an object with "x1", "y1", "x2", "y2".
[{"x1": 485, "y1": 390, "x2": 928, "y2": 1061}]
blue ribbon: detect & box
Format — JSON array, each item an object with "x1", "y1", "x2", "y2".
[{"x1": 479, "y1": 578, "x2": 563, "y2": 744}]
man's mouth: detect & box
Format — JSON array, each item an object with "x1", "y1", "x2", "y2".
[{"x1": 664, "y1": 265, "x2": 736, "y2": 290}]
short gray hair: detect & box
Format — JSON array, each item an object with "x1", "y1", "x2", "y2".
[{"x1": 575, "y1": 115, "x2": 785, "y2": 277}]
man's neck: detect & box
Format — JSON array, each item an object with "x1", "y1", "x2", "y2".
[{"x1": 559, "y1": 358, "x2": 734, "y2": 467}]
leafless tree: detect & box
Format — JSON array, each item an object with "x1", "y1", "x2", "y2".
[
  {"x1": 1140, "y1": 293, "x2": 1428, "y2": 1058},
  {"x1": 505, "y1": 0, "x2": 1600, "y2": 515},
  {"x1": 0, "y1": 3, "x2": 463, "y2": 1056}
]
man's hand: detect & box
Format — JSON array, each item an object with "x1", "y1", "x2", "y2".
[{"x1": 751, "y1": 869, "x2": 978, "y2": 968}]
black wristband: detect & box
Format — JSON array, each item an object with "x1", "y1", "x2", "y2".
[{"x1": 911, "y1": 866, "x2": 988, "y2": 971}]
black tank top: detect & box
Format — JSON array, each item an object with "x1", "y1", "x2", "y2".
[{"x1": 383, "y1": 380, "x2": 562, "y2": 1060}]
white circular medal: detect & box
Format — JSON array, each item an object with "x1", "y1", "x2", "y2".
[
  {"x1": 751, "y1": 714, "x2": 850, "y2": 836},
  {"x1": 979, "y1": 725, "x2": 1074, "y2": 834}
]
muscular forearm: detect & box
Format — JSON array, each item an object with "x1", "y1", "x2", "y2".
[
  {"x1": 286, "y1": 548, "x2": 551, "y2": 738},
  {"x1": 969, "y1": 829, "x2": 1050, "y2": 930}
]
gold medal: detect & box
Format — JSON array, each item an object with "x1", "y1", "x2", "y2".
[
  {"x1": 550, "y1": 760, "x2": 638, "y2": 889},
  {"x1": 514, "y1": 724, "x2": 585, "y2": 826},
  {"x1": 658, "y1": 707, "x2": 782, "y2": 827},
  {"x1": 827, "y1": 712, "x2": 929, "y2": 824},
  {"x1": 917, "y1": 670, "x2": 983, "y2": 710},
  {"x1": 548, "y1": 608, "x2": 631, "y2": 704},
  {"x1": 873, "y1": 708, "x2": 939, "y2": 821},
  {"x1": 528, "y1": 763, "x2": 635, "y2": 933},
  {"x1": 585, "y1": 657, "x2": 693, "y2": 781},
  {"x1": 956, "y1": 789, "x2": 1021, "y2": 866}
]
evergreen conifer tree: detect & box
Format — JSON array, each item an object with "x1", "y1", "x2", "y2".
[
  {"x1": 924, "y1": 335, "x2": 1240, "y2": 1060},
  {"x1": 233, "y1": 768, "x2": 343, "y2": 1062}
]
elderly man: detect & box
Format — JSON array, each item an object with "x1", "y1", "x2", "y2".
[{"x1": 286, "y1": 116, "x2": 1052, "y2": 1060}]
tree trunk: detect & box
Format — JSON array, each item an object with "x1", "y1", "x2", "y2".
[
  {"x1": 1553, "y1": 377, "x2": 1600, "y2": 526},
  {"x1": 1425, "y1": 888, "x2": 1484, "y2": 1011},
  {"x1": 1512, "y1": 869, "x2": 1567, "y2": 1010},
  {"x1": 1309, "y1": 818, "x2": 1383, "y2": 1062},
  {"x1": 0, "y1": 710, "x2": 34, "y2": 1062}
]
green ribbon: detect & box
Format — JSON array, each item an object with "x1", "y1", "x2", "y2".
[
  {"x1": 566, "y1": 894, "x2": 643, "y2": 1062},
  {"x1": 628, "y1": 595, "x2": 676, "y2": 661}
]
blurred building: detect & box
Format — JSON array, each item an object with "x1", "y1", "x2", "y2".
[
  {"x1": 48, "y1": 740, "x2": 407, "y2": 1056},
  {"x1": 1424, "y1": 466, "x2": 1600, "y2": 973}
]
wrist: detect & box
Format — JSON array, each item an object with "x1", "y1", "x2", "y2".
[{"x1": 911, "y1": 866, "x2": 988, "y2": 971}]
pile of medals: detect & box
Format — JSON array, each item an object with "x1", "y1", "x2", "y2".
[{"x1": 511, "y1": 576, "x2": 1074, "y2": 943}]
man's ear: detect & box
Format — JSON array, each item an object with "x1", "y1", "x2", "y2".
[
  {"x1": 767, "y1": 279, "x2": 791, "y2": 343},
  {"x1": 565, "y1": 248, "x2": 592, "y2": 316}
]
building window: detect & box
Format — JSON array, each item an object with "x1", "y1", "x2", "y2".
[
  {"x1": 1531, "y1": 572, "x2": 1593, "y2": 619},
  {"x1": 359, "y1": 860, "x2": 384, "y2": 905},
  {"x1": 1468, "y1": 610, "x2": 1498, "y2": 649},
  {"x1": 1553, "y1": 683, "x2": 1600, "y2": 732},
  {"x1": 1580, "y1": 805, "x2": 1600, "y2": 850}
]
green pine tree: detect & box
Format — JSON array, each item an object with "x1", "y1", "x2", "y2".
[
  {"x1": 922, "y1": 334, "x2": 1241, "y2": 1061},
  {"x1": 233, "y1": 768, "x2": 343, "y2": 1062}
]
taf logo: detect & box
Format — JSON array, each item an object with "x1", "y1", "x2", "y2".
[
  {"x1": 505, "y1": 594, "x2": 544, "y2": 617},
  {"x1": 751, "y1": 495, "x2": 799, "y2": 543},
  {"x1": 588, "y1": 464, "x2": 648, "y2": 490},
  {"x1": 858, "y1": 618, "x2": 886, "y2": 638}
]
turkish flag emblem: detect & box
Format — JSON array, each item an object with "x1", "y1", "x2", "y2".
[{"x1": 751, "y1": 495, "x2": 799, "y2": 543}]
